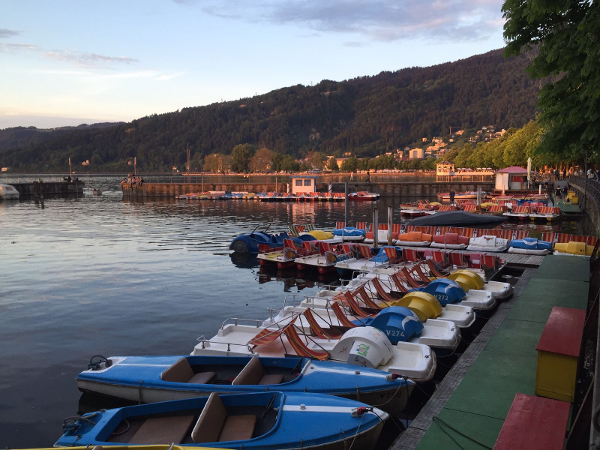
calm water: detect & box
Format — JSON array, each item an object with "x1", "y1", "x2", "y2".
[{"x1": 0, "y1": 176, "x2": 591, "y2": 446}]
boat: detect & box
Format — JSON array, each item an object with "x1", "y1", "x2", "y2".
[
  {"x1": 437, "y1": 191, "x2": 479, "y2": 201},
  {"x1": 294, "y1": 244, "x2": 354, "y2": 273},
  {"x1": 76, "y1": 354, "x2": 413, "y2": 415},
  {"x1": 230, "y1": 226, "x2": 314, "y2": 253},
  {"x1": 55, "y1": 391, "x2": 388, "y2": 449},
  {"x1": 396, "y1": 231, "x2": 432, "y2": 247},
  {"x1": 334, "y1": 246, "x2": 388, "y2": 277},
  {"x1": 92, "y1": 189, "x2": 102, "y2": 196},
  {"x1": 31, "y1": 446, "x2": 215, "y2": 450},
  {"x1": 502, "y1": 205, "x2": 531, "y2": 220},
  {"x1": 0, "y1": 183, "x2": 19, "y2": 200},
  {"x1": 529, "y1": 206, "x2": 561, "y2": 221},
  {"x1": 364, "y1": 228, "x2": 397, "y2": 244},
  {"x1": 400, "y1": 203, "x2": 437, "y2": 218},
  {"x1": 466, "y1": 235, "x2": 510, "y2": 252},
  {"x1": 263, "y1": 301, "x2": 460, "y2": 358},
  {"x1": 407, "y1": 210, "x2": 507, "y2": 227},
  {"x1": 554, "y1": 241, "x2": 595, "y2": 257},
  {"x1": 332, "y1": 227, "x2": 366, "y2": 241},
  {"x1": 447, "y1": 270, "x2": 513, "y2": 301},
  {"x1": 348, "y1": 191, "x2": 380, "y2": 201},
  {"x1": 430, "y1": 233, "x2": 470, "y2": 249},
  {"x1": 508, "y1": 238, "x2": 552, "y2": 255},
  {"x1": 191, "y1": 323, "x2": 436, "y2": 382}
]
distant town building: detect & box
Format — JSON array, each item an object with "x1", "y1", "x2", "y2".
[
  {"x1": 1, "y1": 167, "x2": 8, "y2": 172},
  {"x1": 436, "y1": 161, "x2": 455, "y2": 176},
  {"x1": 409, "y1": 148, "x2": 424, "y2": 159}
]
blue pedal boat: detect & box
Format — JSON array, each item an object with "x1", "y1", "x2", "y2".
[
  {"x1": 77, "y1": 355, "x2": 414, "y2": 415},
  {"x1": 230, "y1": 227, "x2": 315, "y2": 254},
  {"x1": 55, "y1": 391, "x2": 388, "y2": 449},
  {"x1": 508, "y1": 237, "x2": 552, "y2": 255}
]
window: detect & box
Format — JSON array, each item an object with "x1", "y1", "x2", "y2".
[
  {"x1": 295, "y1": 180, "x2": 302, "y2": 186},
  {"x1": 304, "y1": 179, "x2": 312, "y2": 186}
]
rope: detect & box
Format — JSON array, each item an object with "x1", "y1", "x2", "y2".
[{"x1": 432, "y1": 416, "x2": 493, "y2": 449}]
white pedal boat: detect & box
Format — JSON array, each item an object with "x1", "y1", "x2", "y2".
[
  {"x1": 262, "y1": 305, "x2": 460, "y2": 356},
  {"x1": 466, "y1": 235, "x2": 510, "y2": 252},
  {"x1": 192, "y1": 323, "x2": 436, "y2": 382},
  {"x1": 448, "y1": 270, "x2": 513, "y2": 301}
]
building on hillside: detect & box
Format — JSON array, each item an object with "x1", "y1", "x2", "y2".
[{"x1": 409, "y1": 148, "x2": 424, "y2": 159}]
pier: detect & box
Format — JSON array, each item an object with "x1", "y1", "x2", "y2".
[
  {"x1": 121, "y1": 179, "x2": 494, "y2": 199},
  {"x1": 11, "y1": 180, "x2": 84, "y2": 197}
]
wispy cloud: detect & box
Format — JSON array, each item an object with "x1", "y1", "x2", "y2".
[
  {"x1": 30, "y1": 68, "x2": 182, "y2": 82},
  {"x1": 45, "y1": 50, "x2": 138, "y2": 66},
  {"x1": 0, "y1": 42, "x2": 137, "y2": 68},
  {"x1": 187, "y1": 0, "x2": 504, "y2": 42},
  {"x1": 0, "y1": 28, "x2": 20, "y2": 38}
]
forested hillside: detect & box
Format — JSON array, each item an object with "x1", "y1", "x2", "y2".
[{"x1": 1, "y1": 48, "x2": 540, "y2": 172}]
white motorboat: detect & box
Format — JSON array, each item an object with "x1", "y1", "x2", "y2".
[{"x1": 0, "y1": 183, "x2": 19, "y2": 200}]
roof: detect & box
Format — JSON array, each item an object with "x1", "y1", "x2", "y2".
[{"x1": 496, "y1": 166, "x2": 528, "y2": 173}]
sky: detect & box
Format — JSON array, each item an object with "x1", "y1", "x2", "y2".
[{"x1": 0, "y1": 0, "x2": 507, "y2": 129}]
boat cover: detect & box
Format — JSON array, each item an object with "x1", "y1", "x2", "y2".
[
  {"x1": 352, "y1": 307, "x2": 424, "y2": 343},
  {"x1": 408, "y1": 211, "x2": 507, "y2": 226},
  {"x1": 416, "y1": 279, "x2": 467, "y2": 306},
  {"x1": 333, "y1": 227, "x2": 367, "y2": 238},
  {"x1": 509, "y1": 238, "x2": 552, "y2": 250}
]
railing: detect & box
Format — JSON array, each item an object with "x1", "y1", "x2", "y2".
[{"x1": 570, "y1": 175, "x2": 600, "y2": 209}]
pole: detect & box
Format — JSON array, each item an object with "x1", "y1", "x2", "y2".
[
  {"x1": 134, "y1": 157, "x2": 137, "y2": 176},
  {"x1": 387, "y1": 206, "x2": 393, "y2": 246},
  {"x1": 276, "y1": 177, "x2": 278, "y2": 193},
  {"x1": 344, "y1": 182, "x2": 349, "y2": 227},
  {"x1": 373, "y1": 207, "x2": 379, "y2": 248},
  {"x1": 202, "y1": 176, "x2": 204, "y2": 192},
  {"x1": 477, "y1": 187, "x2": 482, "y2": 206},
  {"x1": 583, "y1": 148, "x2": 588, "y2": 211},
  {"x1": 68, "y1": 158, "x2": 71, "y2": 177}
]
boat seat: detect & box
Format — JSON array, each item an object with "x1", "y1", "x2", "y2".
[
  {"x1": 129, "y1": 415, "x2": 195, "y2": 444},
  {"x1": 191, "y1": 393, "x2": 256, "y2": 443},
  {"x1": 231, "y1": 356, "x2": 284, "y2": 386},
  {"x1": 161, "y1": 357, "x2": 216, "y2": 384}
]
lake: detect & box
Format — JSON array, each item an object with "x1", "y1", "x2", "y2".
[{"x1": 0, "y1": 176, "x2": 591, "y2": 446}]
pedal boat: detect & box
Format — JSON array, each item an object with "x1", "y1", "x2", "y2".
[
  {"x1": 466, "y1": 235, "x2": 509, "y2": 252},
  {"x1": 508, "y1": 238, "x2": 552, "y2": 256},
  {"x1": 262, "y1": 303, "x2": 460, "y2": 358},
  {"x1": 554, "y1": 241, "x2": 594, "y2": 257},
  {"x1": 430, "y1": 233, "x2": 470, "y2": 250},
  {"x1": 447, "y1": 269, "x2": 513, "y2": 300},
  {"x1": 191, "y1": 324, "x2": 436, "y2": 383},
  {"x1": 332, "y1": 227, "x2": 366, "y2": 241},
  {"x1": 55, "y1": 391, "x2": 388, "y2": 449},
  {"x1": 76, "y1": 355, "x2": 414, "y2": 416},
  {"x1": 395, "y1": 231, "x2": 433, "y2": 247}
]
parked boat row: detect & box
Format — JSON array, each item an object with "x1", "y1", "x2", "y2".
[{"x1": 177, "y1": 191, "x2": 379, "y2": 202}]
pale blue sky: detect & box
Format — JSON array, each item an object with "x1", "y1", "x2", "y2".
[{"x1": 0, "y1": 0, "x2": 506, "y2": 129}]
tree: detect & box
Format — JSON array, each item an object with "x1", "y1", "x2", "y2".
[
  {"x1": 249, "y1": 147, "x2": 273, "y2": 172},
  {"x1": 503, "y1": 1, "x2": 600, "y2": 163},
  {"x1": 341, "y1": 156, "x2": 358, "y2": 172},
  {"x1": 306, "y1": 151, "x2": 327, "y2": 170},
  {"x1": 203, "y1": 153, "x2": 224, "y2": 172},
  {"x1": 326, "y1": 157, "x2": 339, "y2": 171},
  {"x1": 231, "y1": 143, "x2": 256, "y2": 173}
]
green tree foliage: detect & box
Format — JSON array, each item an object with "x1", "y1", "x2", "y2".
[
  {"x1": 249, "y1": 147, "x2": 273, "y2": 172},
  {"x1": 503, "y1": 0, "x2": 600, "y2": 163},
  {"x1": 341, "y1": 156, "x2": 359, "y2": 172},
  {"x1": 0, "y1": 49, "x2": 542, "y2": 172},
  {"x1": 327, "y1": 157, "x2": 339, "y2": 171},
  {"x1": 230, "y1": 143, "x2": 256, "y2": 173},
  {"x1": 306, "y1": 151, "x2": 327, "y2": 170}
]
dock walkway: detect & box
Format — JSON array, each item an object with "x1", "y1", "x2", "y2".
[{"x1": 393, "y1": 255, "x2": 590, "y2": 449}]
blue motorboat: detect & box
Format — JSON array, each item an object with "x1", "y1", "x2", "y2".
[
  {"x1": 508, "y1": 237, "x2": 552, "y2": 255},
  {"x1": 76, "y1": 355, "x2": 414, "y2": 415},
  {"x1": 229, "y1": 225, "x2": 314, "y2": 253},
  {"x1": 55, "y1": 391, "x2": 388, "y2": 449}
]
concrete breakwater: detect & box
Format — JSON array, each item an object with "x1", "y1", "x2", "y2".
[
  {"x1": 122, "y1": 180, "x2": 494, "y2": 199},
  {"x1": 11, "y1": 180, "x2": 84, "y2": 197}
]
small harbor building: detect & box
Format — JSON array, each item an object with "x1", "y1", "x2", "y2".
[
  {"x1": 495, "y1": 166, "x2": 529, "y2": 193},
  {"x1": 291, "y1": 176, "x2": 317, "y2": 195}
]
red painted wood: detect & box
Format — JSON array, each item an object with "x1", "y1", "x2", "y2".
[
  {"x1": 536, "y1": 306, "x2": 586, "y2": 357},
  {"x1": 494, "y1": 393, "x2": 570, "y2": 450}
]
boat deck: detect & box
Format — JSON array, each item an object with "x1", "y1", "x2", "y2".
[{"x1": 392, "y1": 255, "x2": 590, "y2": 449}]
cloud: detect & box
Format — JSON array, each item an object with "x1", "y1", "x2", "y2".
[
  {"x1": 191, "y1": 0, "x2": 505, "y2": 42},
  {"x1": 0, "y1": 28, "x2": 20, "y2": 38},
  {"x1": 45, "y1": 50, "x2": 138, "y2": 66},
  {"x1": 0, "y1": 41, "x2": 138, "y2": 68}
]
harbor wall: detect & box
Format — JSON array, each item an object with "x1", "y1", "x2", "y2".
[
  {"x1": 122, "y1": 181, "x2": 494, "y2": 199},
  {"x1": 11, "y1": 181, "x2": 84, "y2": 197},
  {"x1": 570, "y1": 178, "x2": 600, "y2": 235}
]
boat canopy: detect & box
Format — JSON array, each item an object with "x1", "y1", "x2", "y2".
[
  {"x1": 417, "y1": 279, "x2": 467, "y2": 306},
  {"x1": 408, "y1": 211, "x2": 507, "y2": 227},
  {"x1": 353, "y1": 306, "x2": 424, "y2": 343}
]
